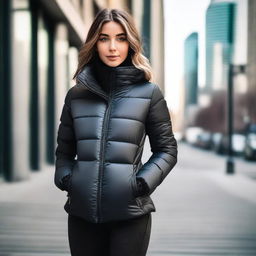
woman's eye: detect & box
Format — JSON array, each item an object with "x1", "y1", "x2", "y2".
[
  {"x1": 99, "y1": 38, "x2": 108, "y2": 42},
  {"x1": 118, "y1": 37, "x2": 127, "y2": 41}
]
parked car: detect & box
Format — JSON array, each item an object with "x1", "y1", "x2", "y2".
[
  {"x1": 244, "y1": 124, "x2": 256, "y2": 160},
  {"x1": 212, "y1": 133, "x2": 246, "y2": 156},
  {"x1": 211, "y1": 132, "x2": 223, "y2": 153},
  {"x1": 195, "y1": 130, "x2": 212, "y2": 149},
  {"x1": 185, "y1": 127, "x2": 203, "y2": 145},
  {"x1": 232, "y1": 133, "x2": 246, "y2": 156},
  {"x1": 213, "y1": 133, "x2": 229, "y2": 155}
]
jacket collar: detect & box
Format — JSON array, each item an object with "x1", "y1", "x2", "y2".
[{"x1": 76, "y1": 55, "x2": 147, "y2": 101}]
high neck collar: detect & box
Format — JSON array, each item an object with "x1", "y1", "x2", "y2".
[
  {"x1": 77, "y1": 53, "x2": 148, "y2": 98},
  {"x1": 91, "y1": 53, "x2": 135, "y2": 93}
]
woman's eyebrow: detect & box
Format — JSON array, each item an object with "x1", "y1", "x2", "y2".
[
  {"x1": 99, "y1": 33, "x2": 127, "y2": 37},
  {"x1": 116, "y1": 33, "x2": 126, "y2": 36}
]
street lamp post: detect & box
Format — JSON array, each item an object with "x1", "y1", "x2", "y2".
[
  {"x1": 226, "y1": 64, "x2": 234, "y2": 174},
  {"x1": 226, "y1": 64, "x2": 246, "y2": 174}
]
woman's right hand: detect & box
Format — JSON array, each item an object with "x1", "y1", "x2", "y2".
[
  {"x1": 136, "y1": 177, "x2": 150, "y2": 197},
  {"x1": 61, "y1": 174, "x2": 72, "y2": 192}
]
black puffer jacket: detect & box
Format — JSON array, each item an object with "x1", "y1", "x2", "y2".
[{"x1": 54, "y1": 59, "x2": 178, "y2": 224}]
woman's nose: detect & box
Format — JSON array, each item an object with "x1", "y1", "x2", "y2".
[{"x1": 109, "y1": 40, "x2": 117, "y2": 51}]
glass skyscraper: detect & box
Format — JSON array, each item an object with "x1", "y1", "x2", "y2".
[
  {"x1": 184, "y1": 32, "x2": 198, "y2": 106},
  {"x1": 205, "y1": 1, "x2": 236, "y2": 91}
]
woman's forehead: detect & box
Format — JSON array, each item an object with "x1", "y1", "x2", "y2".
[{"x1": 100, "y1": 21, "x2": 126, "y2": 35}]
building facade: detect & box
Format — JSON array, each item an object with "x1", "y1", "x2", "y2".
[
  {"x1": 247, "y1": 0, "x2": 256, "y2": 123},
  {"x1": 247, "y1": 0, "x2": 256, "y2": 92}
]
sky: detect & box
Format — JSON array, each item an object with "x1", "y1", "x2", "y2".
[{"x1": 163, "y1": 0, "x2": 211, "y2": 112}]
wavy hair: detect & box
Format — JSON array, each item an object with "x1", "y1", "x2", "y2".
[{"x1": 73, "y1": 8, "x2": 153, "y2": 81}]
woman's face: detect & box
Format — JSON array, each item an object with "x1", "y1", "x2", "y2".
[{"x1": 96, "y1": 21, "x2": 129, "y2": 67}]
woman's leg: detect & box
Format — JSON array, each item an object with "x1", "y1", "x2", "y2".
[
  {"x1": 68, "y1": 214, "x2": 109, "y2": 256},
  {"x1": 109, "y1": 213, "x2": 152, "y2": 256}
]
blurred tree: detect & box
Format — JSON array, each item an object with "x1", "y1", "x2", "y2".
[
  {"x1": 193, "y1": 89, "x2": 250, "y2": 134},
  {"x1": 245, "y1": 87, "x2": 256, "y2": 124},
  {"x1": 194, "y1": 90, "x2": 226, "y2": 133}
]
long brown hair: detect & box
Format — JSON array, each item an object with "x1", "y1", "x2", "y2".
[{"x1": 73, "y1": 8, "x2": 153, "y2": 81}]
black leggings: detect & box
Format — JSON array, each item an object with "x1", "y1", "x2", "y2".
[{"x1": 68, "y1": 213, "x2": 152, "y2": 256}]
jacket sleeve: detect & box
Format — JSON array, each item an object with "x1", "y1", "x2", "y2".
[
  {"x1": 136, "y1": 84, "x2": 178, "y2": 195},
  {"x1": 54, "y1": 89, "x2": 77, "y2": 191}
]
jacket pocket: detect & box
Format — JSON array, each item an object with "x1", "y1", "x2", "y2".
[
  {"x1": 131, "y1": 165, "x2": 139, "y2": 198},
  {"x1": 132, "y1": 173, "x2": 139, "y2": 198},
  {"x1": 67, "y1": 161, "x2": 77, "y2": 197}
]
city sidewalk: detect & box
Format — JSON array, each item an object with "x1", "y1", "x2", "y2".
[
  {"x1": 0, "y1": 141, "x2": 256, "y2": 255},
  {"x1": 0, "y1": 164, "x2": 70, "y2": 256}
]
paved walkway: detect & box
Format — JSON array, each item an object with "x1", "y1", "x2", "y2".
[{"x1": 0, "y1": 140, "x2": 256, "y2": 255}]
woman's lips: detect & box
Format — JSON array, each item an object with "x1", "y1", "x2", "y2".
[{"x1": 107, "y1": 56, "x2": 119, "y2": 61}]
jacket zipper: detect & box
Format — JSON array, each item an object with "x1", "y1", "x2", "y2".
[
  {"x1": 77, "y1": 73, "x2": 114, "y2": 223},
  {"x1": 97, "y1": 73, "x2": 114, "y2": 223}
]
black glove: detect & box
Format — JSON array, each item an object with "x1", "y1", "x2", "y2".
[
  {"x1": 61, "y1": 174, "x2": 71, "y2": 191},
  {"x1": 136, "y1": 177, "x2": 150, "y2": 197}
]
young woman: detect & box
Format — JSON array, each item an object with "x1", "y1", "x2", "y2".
[{"x1": 54, "y1": 8, "x2": 178, "y2": 256}]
